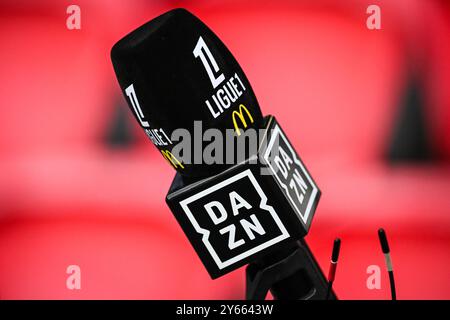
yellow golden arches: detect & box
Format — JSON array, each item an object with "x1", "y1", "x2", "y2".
[
  {"x1": 161, "y1": 149, "x2": 185, "y2": 169},
  {"x1": 232, "y1": 104, "x2": 254, "y2": 136}
]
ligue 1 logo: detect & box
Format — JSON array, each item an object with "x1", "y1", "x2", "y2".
[{"x1": 179, "y1": 169, "x2": 289, "y2": 270}]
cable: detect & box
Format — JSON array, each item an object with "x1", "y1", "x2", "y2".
[
  {"x1": 326, "y1": 238, "x2": 341, "y2": 300},
  {"x1": 378, "y1": 228, "x2": 396, "y2": 300}
]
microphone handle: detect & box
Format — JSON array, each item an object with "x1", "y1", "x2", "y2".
[{"x1": 246, "y1": 239, "x2": 336, "y2": 300}]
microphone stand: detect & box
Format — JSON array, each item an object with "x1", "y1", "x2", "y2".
[{"x1": 246, "y1": 239, "x2": 336, "y2": 300}]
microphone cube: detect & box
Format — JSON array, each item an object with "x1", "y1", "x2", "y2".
[{"x1": 166, "y1": 116, "x2": 321, "y2": 278}]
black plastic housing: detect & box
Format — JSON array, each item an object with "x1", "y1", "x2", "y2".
[{"x1": 166, "y1": 116, "x2": 320, "y2": 278}]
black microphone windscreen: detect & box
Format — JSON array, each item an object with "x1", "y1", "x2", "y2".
[{"x1": 111, "y1": 8, "x2": 263, "y2": 177}]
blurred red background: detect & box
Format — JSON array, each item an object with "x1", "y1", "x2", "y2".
[{"x1": 0, "y1": 0, "x2": 449, "y2": 299}]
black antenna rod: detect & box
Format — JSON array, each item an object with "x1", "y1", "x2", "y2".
[
  {"x1": 378, "y1": 228, "x2": 396, "y2": 300},
  {"x1": 326, "y1": 238, "x2": 341, "y2": 300}
]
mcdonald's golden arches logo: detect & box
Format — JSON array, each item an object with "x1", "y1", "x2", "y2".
[
  {"x1": 161, "y1": 149, "x2": 185, "y2": 169},
  {"x1": 232, "y1": 104, "x2": 254, "y2": 136}
]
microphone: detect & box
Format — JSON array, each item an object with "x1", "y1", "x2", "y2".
[
  {"x1": 111, "y1": 8, "x2": 263, "y2": 178},
  {"x1": 111, "y1": 8, "x2": 333, "y2": 300}
]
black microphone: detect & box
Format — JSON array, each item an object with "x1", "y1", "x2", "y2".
[
  {"x1": 111, "y1": 8, "x2": 333, "y2": 300},
  {"x1": 111, "y1": 8, "x2": 263, "y2": 178}
]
